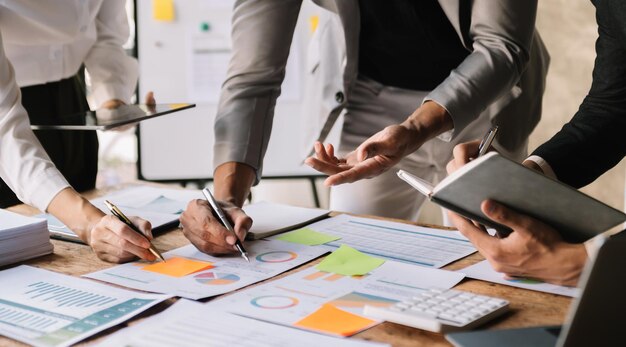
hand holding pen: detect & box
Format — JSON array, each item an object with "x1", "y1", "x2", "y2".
[
  {"x1": 104, "y1": 200, "x2": 165, "y2": 262},
  {"x1": 199, "y1": 188, "x2": 250, "y2": 262}
]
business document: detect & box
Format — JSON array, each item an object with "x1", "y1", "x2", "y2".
[
  {"x1": 97, "y1": 300, "x2": 389, "y2": 347},
  {"x1": 303, "y1": 214, "x2": 476, "y2": 268},
  {"x1": 0, "y1": 266, "x2": 170, "y2": 347}
]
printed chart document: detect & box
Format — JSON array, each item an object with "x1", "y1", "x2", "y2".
[
  {"x1": 297, "y1": 214, "x2": 476, "y2": 268},
  {"x1": 209, "y1": 261, "x2": 465, "y2": 336},
  {"x1": 85, "y1": 240, "x2": 328, "y2": 299},
  {"x1": 97, "y1": 300, "x2": 389, "y2": 347},
  {"x1": 459, "y1": 260, "x2": 579, "y2": 297},
  {"x1": 0, "y1": 266, "x2": 170, "y2": 347}
]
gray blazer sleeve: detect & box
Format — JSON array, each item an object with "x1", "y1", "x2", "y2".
[
  {"x1": 213, "y1": 0, "x2": 302, "y2": 182},
  {"x1": 426, "y1": 0, "x2": 538, "y2": 141}
]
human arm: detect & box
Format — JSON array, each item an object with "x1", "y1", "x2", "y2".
[
  {"x1": 47, "y1": 188, "x2": 155, "y2": 263},
  {"x1": 306, "y1": 102, "x2": 453, "y2": 186},
  {"x1": 306, "y1": 0, "x2": 538, "y2": 185},
  {"x1": 532, "y1": 5, "x2": 626, "y2": 188},
  {"x1": 0, "y1": 31, "x2": 153, "y2": 263},
  {"x1": 180, "y1": 1, "x2": 301, "y2": 255},
  {"x1": 83, "y1": 0, "x2": 138, "y2": 108}
]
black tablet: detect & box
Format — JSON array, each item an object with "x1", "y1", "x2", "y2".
[{"x1": 30, "y1": 103, "x2": 195, "y2": 130}]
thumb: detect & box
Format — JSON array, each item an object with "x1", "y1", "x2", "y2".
[
  {"x1": 481, "y1": 200, "x2": 532, "y2": 237},
  {"x1": 356, "y1": 140, "x2": 382, "y2": 162},
  {"x1": 145, "y1": 91, "x2": 155, "y2": 105}
]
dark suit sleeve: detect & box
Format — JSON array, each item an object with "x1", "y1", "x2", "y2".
[{"x1": 532, "y1": 2, "x2": 626, "y2": 188}]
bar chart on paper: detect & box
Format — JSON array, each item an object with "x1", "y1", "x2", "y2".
[
  {"x1": 0, "y1": 266, "x2": 169, "y2": 347},
  {"x1": 302, "y1": 215, "x2": 477, "y2": 268}
]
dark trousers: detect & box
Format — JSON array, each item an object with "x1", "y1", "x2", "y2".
[{"x1": 0, "y1": 75, "x2": 99, "y2": 208}]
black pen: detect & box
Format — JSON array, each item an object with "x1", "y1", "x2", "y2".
[
  {"x1": 104, "y1": 200, "x2": 166, "y2": 262},
  {"x1": 202, "y1": 188, "x2": 250, "y2": 262}
]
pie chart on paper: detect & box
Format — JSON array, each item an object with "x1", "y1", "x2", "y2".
[{"x1": 194, "y1": 272, "x2": 240, "y2": 285}]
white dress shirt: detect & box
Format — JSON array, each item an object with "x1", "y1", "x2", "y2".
[{"x1": 0, "y1": 0, "x2": 138, "y2": 211}]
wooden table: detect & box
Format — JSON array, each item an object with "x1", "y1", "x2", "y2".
[{"x1": 2, "y1": 188, "x2": 572, "y2": 347}]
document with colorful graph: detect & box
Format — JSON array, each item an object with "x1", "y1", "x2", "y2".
[
  {"x1": 208, "y1": 260, "x2": 465, "y2": 337},
  {"x1": 458, "y1": 260, "x2": 579, "y2": 297},
  {"x1": 97, "y1": 300, "x2": 390, "y2": 347},
  {"x1": 84, "y1": 240, "x2": 328, "y2": 299},
  {"x1": 0, "y1": 265, "x2": 170, "y2": 347},
  {"x1": 294, "y1": 214, "x2": 477, "y2": 268}
]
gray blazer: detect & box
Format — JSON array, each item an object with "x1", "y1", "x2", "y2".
[{"x1": 214, "y1": 0, "x2": 549, "y2": 179}]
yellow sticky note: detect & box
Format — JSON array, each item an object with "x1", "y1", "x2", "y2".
[
  {"x1": 294, "y1": 304, "x2": 377, "y2": 336},
  {"x1": 315, "y1": 245, "x2": 385, "y2": 276},
  {"x1": 153, "y1": 0, "x2": 175, "y2": 22},
  {"x1": 309, "y1": 15, "x2": 320, "y2": 34},
  {"x1": 276, "y1": 228, "x2": 340, "y2": 246},
  {"x1": 142, "y1": 257, "x2": 213, "y2": 277}
]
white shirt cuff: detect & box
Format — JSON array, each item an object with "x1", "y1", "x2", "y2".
[
  {"x1": 525, "y1": 155, "x2": 558, "y2": 180},
  {"x1": 25, "y1": 167, "x2": 71, "y2": 212}
]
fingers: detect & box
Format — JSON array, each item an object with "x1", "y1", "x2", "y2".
[
  {"x1": 226, "y1": 206, "x2": 253, "y2": 243},
  {"x1": 179, "y1": 199, "x2": 247, "y2": 255},
  {"x1": 145, "y1": 91, "x2": 156, "y2": 105},
  {"x1": 90, "y1": 215, "x2": 156, "y2": 263},
  {"x1": 356, "y1": 141, "x2": 375, "y2": 162},
  {"x1": 326, "y1": 143, "x2": 335, "y2": 160},
  {"x1": 314, "y1": 142, "x2": 333, "y2": 163},
  {"x1": 128, "y1": 216, "x2": 153, "y2": 239},
  {"x1": 481, "y1": 200, "x2": 533, "y2": 237},
  {"x1": 448, "y1": 140, "x2": 481, "y2": 174},
  {"x1": 324, "y1": 158, "x2": 382, "y2": 186},
  {"x1": 447, "y1": 211, "x2": 498, "y2": 254},
  {"x1": 305, "y1": 157, "x2": 350, "y2": 175}
]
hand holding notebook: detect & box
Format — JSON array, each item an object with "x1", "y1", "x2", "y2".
[{"x1": 397, "y1": 152, "x2": 626, "y2": 243}]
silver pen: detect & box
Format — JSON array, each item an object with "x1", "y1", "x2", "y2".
[
  {"x1": 477, "y1": 125, "x2": 499, "y2": 157},
  {"x1": 201, "y1": 188, "x2": 250, "y2": 262}
]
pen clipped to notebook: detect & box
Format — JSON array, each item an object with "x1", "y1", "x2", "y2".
[{"x1": 104, "y1": 200, "x2": 166, "y2": 262}]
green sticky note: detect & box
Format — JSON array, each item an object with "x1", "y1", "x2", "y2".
[
  {"x1": 277, "y1": 228, "x2": 341, "y2": 246},
  {"x1": 316, "y1": 245, "x2": 385, "y2": 276}
]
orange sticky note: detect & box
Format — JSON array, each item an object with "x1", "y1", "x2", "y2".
[
  {"x1": 153, "y1": 0, "x2": 175, "y2": 22},
  {"x1": 142, "y1": 257, "x2": 213, "y2": 277},
  {"x1": 294, "y1": 304, "x2": 377, "y2": 337}
]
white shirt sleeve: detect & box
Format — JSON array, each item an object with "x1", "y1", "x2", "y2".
[
  {"x1": 0, "y1": 31, "x2": 70, "y2": 211},
  {"x1": 525, "y1": 155, "x2": 558, "y2": 180},
  {"x1": 83, "y1": 0, "x2": 139, "y2": 107}
]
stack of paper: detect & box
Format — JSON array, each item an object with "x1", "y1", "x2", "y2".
[{"x1": 0, "y1": 209, "x2": 53, "y2": 266}]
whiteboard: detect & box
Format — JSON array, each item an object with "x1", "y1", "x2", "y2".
[{"x1": 136, "y1": 0, "x2": 340, "y2": 181}]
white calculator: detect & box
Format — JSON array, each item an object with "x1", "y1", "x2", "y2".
[{"x1": 364, "y1": 288, "x2": 509, "y2": 333}]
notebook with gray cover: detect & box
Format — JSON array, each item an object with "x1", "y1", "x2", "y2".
[
  {"x1": 445, "y1": 231, "x2": 626, "y2": 347},
  {"x1": 397, "y1": 152, "x2": 626, "y2": 243}
]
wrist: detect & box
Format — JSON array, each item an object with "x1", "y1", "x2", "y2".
[
  {"x1": 555, "y1": 243, "x2": 588, "y2": 286},
  {"x1": 213, "y1": 162, "x2": 256, "y2": 207},
  {"x1": 402, "y1": 101, "x2": 454, "y2": 144},
  {"x1": 47, "y1": 188, "x2": 105, "y2": 245}
]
